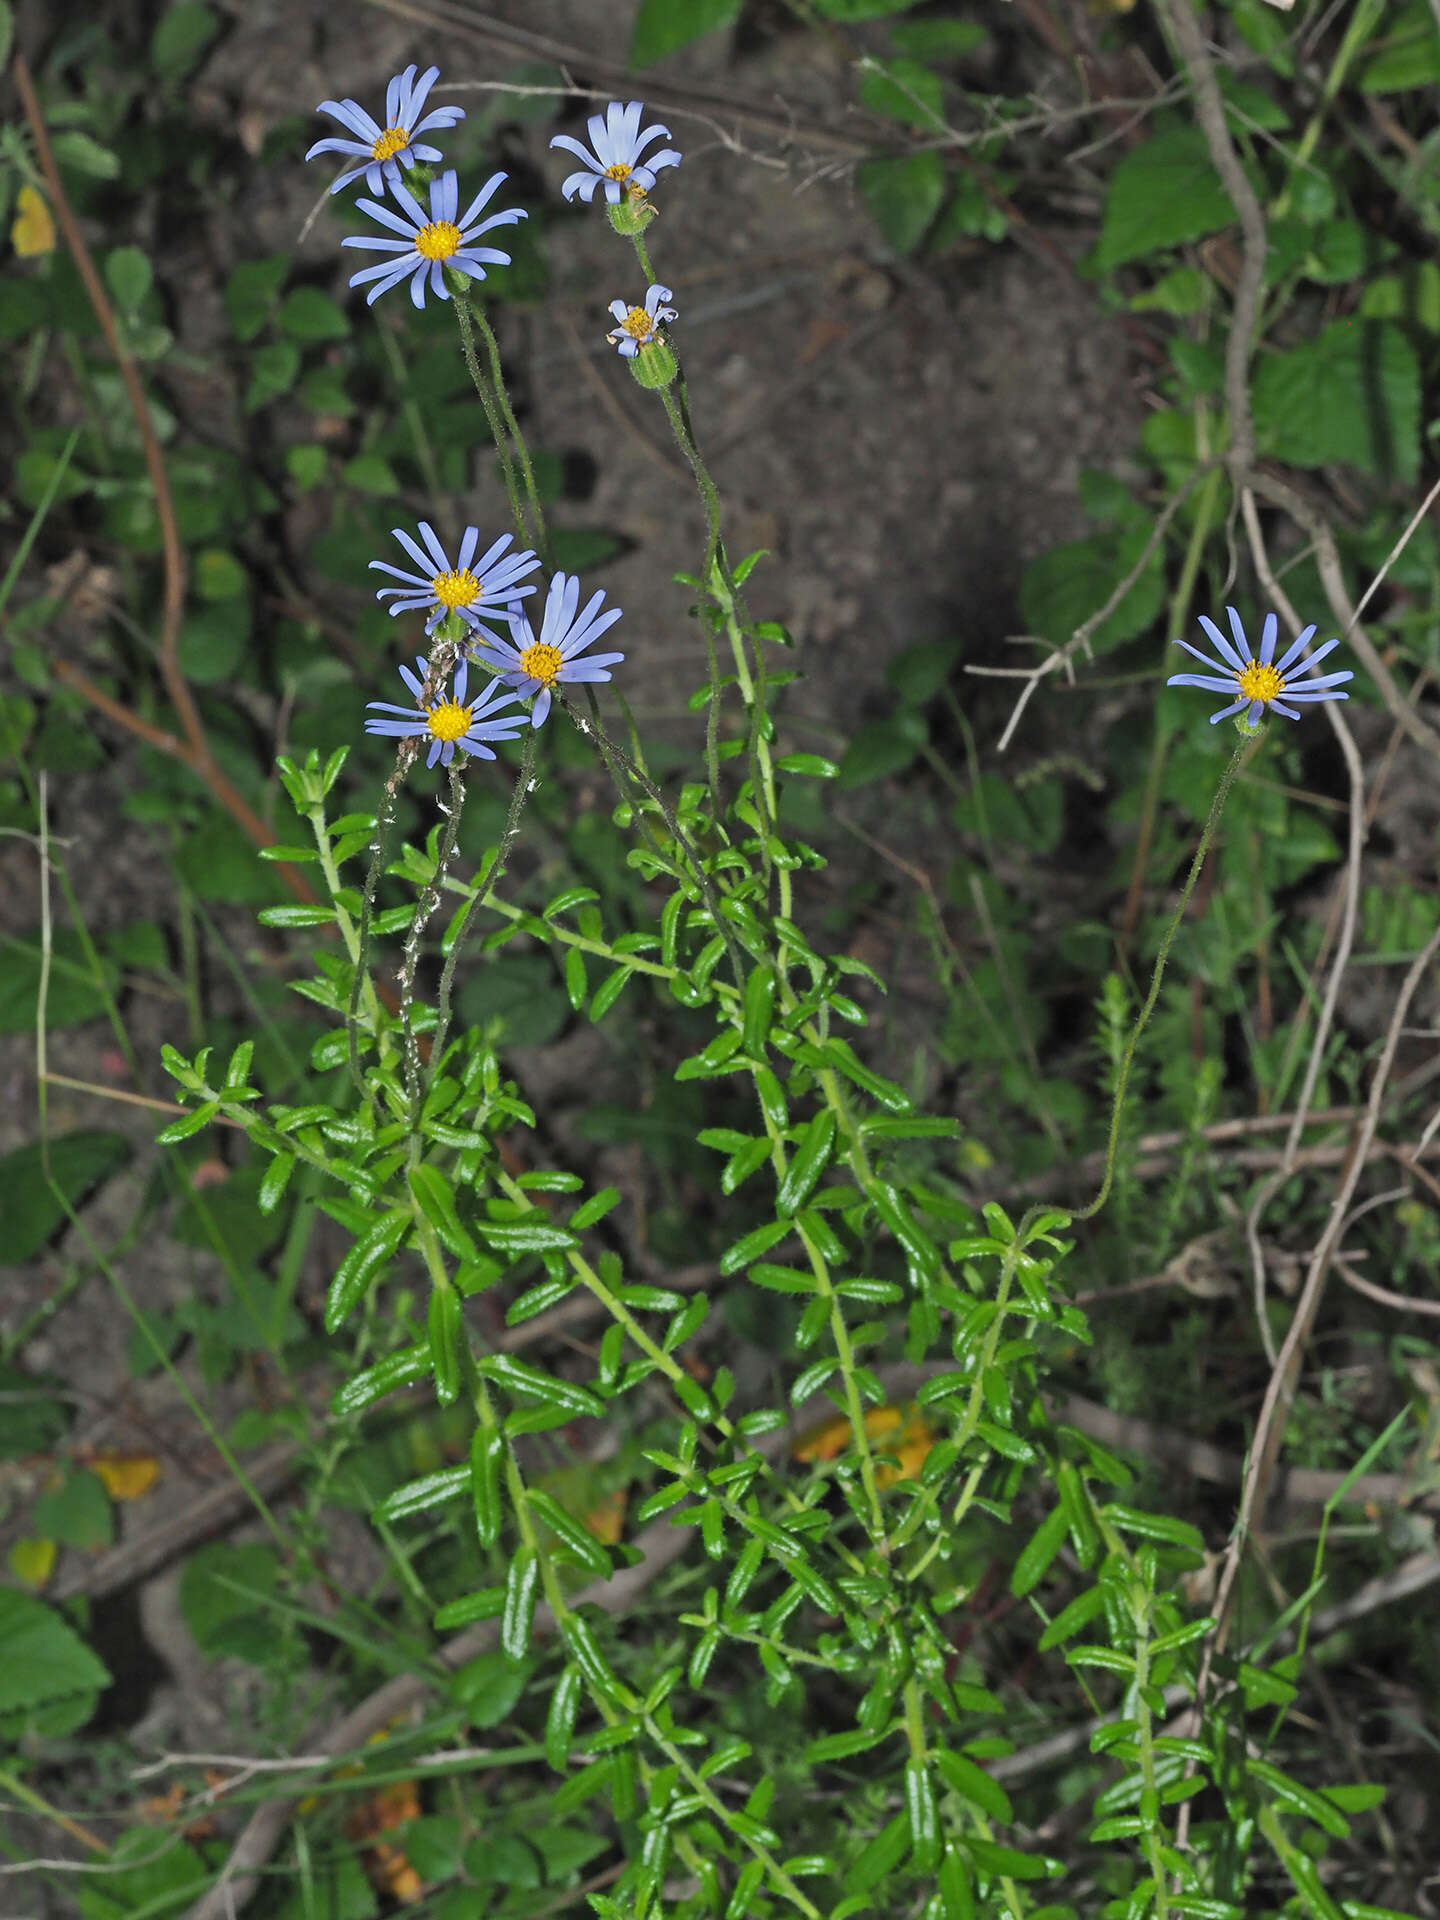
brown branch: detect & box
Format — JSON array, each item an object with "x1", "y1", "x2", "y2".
[
  {"x1": 1199, "y1": 919, "x2": 1440, "y2": 1679},
  {"x1": 12, "y1": 52, "x2": 315, "y2": 906},
  {"x1": 13, "y1": 53, "x2": 192, "y2": 752}
]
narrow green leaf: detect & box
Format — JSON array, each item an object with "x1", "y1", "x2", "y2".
[
  {"x1": 373, "y1": 1465, "x2": 468, "y2": 1523},
  {"x1": 479, "y1": 1353, "x2": 605, "y2": 1419},
  {"x1": 331, "y1": 1345, "x2": 430, "y2": 1417},
  {"x1": 526, "y1": 1488, "x2": 612, "y2": 1578},
  {"x1": 470, "y1": 1426, "x2": 505, "y2": 1549},
  {"x1": 545, "y1": 1662, "x2": 582, "y2": 1771},
  {"x1": 934, "y1": 1747, "x2": 1013, "y2": 1825},
  {"x1": 256, "y1": 904, "x2": 336, "y2": 927},
  {"x1": 325, "y1": 1207, "x2": 411, "y2": 1333},
  {"x1": 502, "y1": 1545, "x2": 539, "y2": 1661},
  {"x1": 428, "y1": 1280, "x2": 462, "y2": 1406},
  {"x1": 742, "y1": 963, "x2": 776, "y2": 1057},
  {"x1": 1010, "y1": 1503, "x2": 1068, "y2": 1597},
  {"x1": 156, "y1": 1101, "x2": 221, "y2": 1144},
  {"x1": 776, "y1": 1109, "x2": 837, "y2": 1217},
  {"x1": 256, "y1": 1152, "x2": 296, "y2": 1215},
  {"x1": 409, "y1": 1162, "x2": 479, "y2": 1261},
  {"x1": 1248, "y1": 1757, "x2": 1351, "y2": 1838}
]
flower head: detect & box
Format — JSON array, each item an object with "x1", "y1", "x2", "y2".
[
  {"x1": 468, "y1": 572, "x2": 624, "y2": 726},
  {"x1": 370, "y1": 524, "x2": 539, "y2": 637},
  {"x1": 1166, "y1": 607, "x2": 1353, "y2": 728},
  {"x1": 342, "y1": 168, "x2": 525, "y2": 308},
  {"x1": 550, "y1": 100, "x2": 681, "y2": 205},
  {"x1": 306, "y1": 64, "x2": 464, "y2": 196},
  {"x1": 607, "y1": 284, "x2": 676, "y2": 357},
  {"x1": 365, "y1": 655, "x2": 530, "y2": 767}
]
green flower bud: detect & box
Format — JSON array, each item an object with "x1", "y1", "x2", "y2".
[
  {"x1": 607, "y1": 193, "x2": 657, "y2": 236},
  {"x1": 628, "y1": 341, "x2": 677, "y2": 389}
]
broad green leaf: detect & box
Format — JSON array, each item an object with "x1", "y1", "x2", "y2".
[
  {"x1": 152, "y1": 1, "x2": 221, "y2": 81},
  {"x1": 815, "y1": 0, "x2": 928, "y2": 16},
  {"x1": 1361, "y1": 3, "x2": 1440, "y2": 90},
  {"x1": 549, "y1": 527, "x2": 624, "y2": 572},
  {"x1": 1019, "y1": 521, "x2": 1167, "y2": 658},
  {"x1": 104, "y1": 246, "x2": 153, "y2": 313},
  {"x1": 453, "y1": 1649, "x2": 532, "y2": 1727},
  {"x1": 859, "y1": 151, "x2": 946, "y2": 255},
  {"x1": 629, "y1": 0, "x2": 741, "y2": 66},
  {"x1": 0, "y1": 929, "x2": 118, "y2": 1034},
  {"x1": 177, "y1": 595, "x2": 249, "y2": 683},
  {"x1": 177, "y1": 1542, "x2": 280, "y2": 1654},
  {"x1": 245, "y1": 339, "x2": 300, "y2": 411},
  {"x1": 0, "y1": 1130, "x2": 130, "y2": 1263},
  {"x1": 29, "y1": 1468, "x2": 112, "y2": 1550},
  {"x1": 1089, "y1": 125, "x2": 1238, "y2": 272},
  {"x1": 225, "y1": 256, "x2": 289, "y2": 342},
  {"x1": 1252, "y1": 320, "x2": 1419, "y2": 481},
  {"x1": 278, "y1": 286, "x2": 350, "y2": 342},
  {"x1": 860, "y1": 58, "x2": 944, "y2": 131},
  {"x1": 0, "y1": 1586, "x2": 111, "y2": 1711}
]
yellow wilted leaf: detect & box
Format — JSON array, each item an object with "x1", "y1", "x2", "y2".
[
  {"x1": 793, "y1": 1403, "x2": 936, "y2": 1486},
  {"x1": 583, "y1": 1485, "x2": 628, "y2": 1545},
  {"x1": 350, "y1": 1780, "x2": 425, "y2": 1904},
  {"x1": 12, "y1": 184, "x2": 56, "y2": 258},
  {"x1": 87, "y1": 1452, "x2": 162, "y2": 1500},
  {"x1": 8, "y1": 1537, "x2": 57, "y2": 1586},
  {"x1": 369, "y1": 1841, "x2": 424, "y2": 1904}
]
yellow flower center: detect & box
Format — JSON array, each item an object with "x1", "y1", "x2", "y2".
[
  {"x1": 416, "y1": 219, "x2": 462, "y2": 261},
  {"x1": 432, "y1": 568, "x2": 480, "y2": 609},
  {"x1": 426, "y1": 699, "x2": 473, "y2": 743},
  {"x1": 603, "y1": 161, "x2": 633, "y2": 183},
  {"x1": 520, "y1": 642, "x2": 564, "y2": 687},
  {"x1": 371, "y1": 126, "x2": 410, "y2": 163},
  {"x1": 619, "y1": 306, "x2": 657, "y2": 344},
  {"x1": 1238, "y1": 660, "x2": 1284, "y2": 703}
]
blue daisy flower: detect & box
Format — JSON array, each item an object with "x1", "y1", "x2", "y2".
[
  {"x1": 370, "y1": 523, "x2": 540, "y2": 637},
  {"x1": 550, "y1": 100, "x2": 681, "y2": 205},
  {"x1": 365, "y1": 655, "x2": 531, "y2": 768},
  {"x1": 468, "y1": 573, "x2": 624, "y2": 726},
  {"x1": 306, "y1": 64, "x2": 464, "y2": 196},
  {"x1": 607, "y1": 283, "x2": 676, "y2": 357},
  {"x1": 1167, "y1": 607, "x2": 1354, "y2": 727},
  {"x1": 342, "y1": 168, "x2": 525, "y2": 309}
]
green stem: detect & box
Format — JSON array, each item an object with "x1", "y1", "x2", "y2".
[
  {"x1": 629, "y1": 228, "x2": 657, "y2": 285},
  {"x1": 453, "y1": 295, "x2": 533, "y2": 556},
  {"x1": 400, "y1": 760, "x2": 467, "y2": 1130},
  {"x1": 1075, "y1": 732, "x2": 1257, "y2": 1222},
  {"x1": 472, "y1": 302, "x2": 552, "y2": 569},
  {"x1": 564, "y1": 689, "x2": 748, "y2": 994},
  {"x1": 428, "y1": 724, "x2": 539, "y2": 1095}
]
